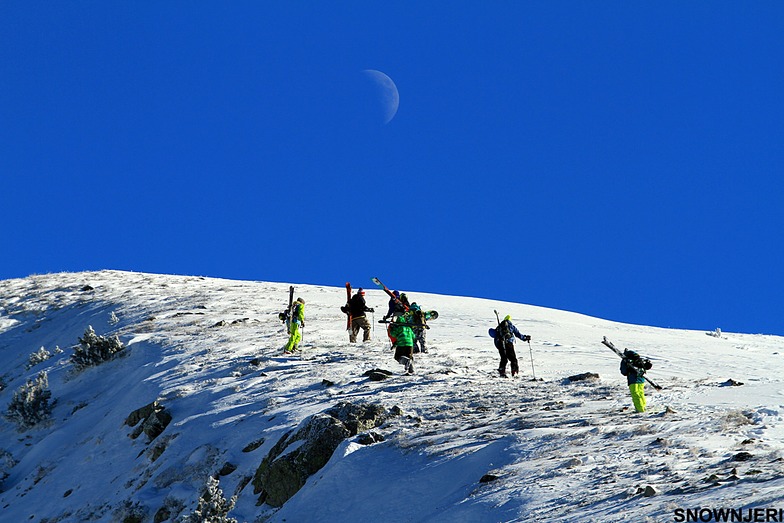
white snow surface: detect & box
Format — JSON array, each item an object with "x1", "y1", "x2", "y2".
[{"x1": 0, "y1": 270, "x2": 782, "y2": 522}]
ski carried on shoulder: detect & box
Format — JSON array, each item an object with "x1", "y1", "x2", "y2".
[
  {"x1": 378, "y1": 321, "x2": 430, "y2": 328},
  {"x1": 602, "y1": 337, "x2": 663, "y2": 390},
  {"x1": 371, "y1": 277, "x2": 409, "y2": 312},
  {"x1": 344, "y1": 282, "x2": 352, "y2": 331},
  {"x1": 278, "y1": 286, "x2": 295, "y2": 327}
]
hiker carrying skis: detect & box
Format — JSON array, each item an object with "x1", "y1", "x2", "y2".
[
  {"x1": 492, "y1": 315, "x2": 531, "y2": 377},
  {"x1": 410, "y1": 303, "x2": 433, "y2": 354},
  {"x1": 283, "y1": 297, "x2": 305, "y2": 354},
  {"x1": 388, "y1": 311, "x2": 416, "y2": 374},
  {"x1": 619, "y1": 348, "x2": 653, "y2": 412},
  {"x1": 348, "y1": 288, "x2": 374, "y2": 343},
  {"x1": 382, "y1": 290, "x2": 406, "y2": 322}
]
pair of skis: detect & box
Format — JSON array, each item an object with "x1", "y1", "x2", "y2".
[
  {"x1": 371, "y1": 277, "x2": 408, "y2": 313},
  {"x1": 602, "y1": 337, "x2": 662, "y2": 390},
  {"x1": 345, "y1": 282, "x2": 352, "y2": 331},
  {"x1": 371, "y1": 277, "x2": 440, "y2": 315},
  {"x1": 277, "y1": 286, "x2": 296, "y2": 327}
]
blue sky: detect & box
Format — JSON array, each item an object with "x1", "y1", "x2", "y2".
[{"x1": 2, "y1": 2, "x2": 782, "y2": 335}]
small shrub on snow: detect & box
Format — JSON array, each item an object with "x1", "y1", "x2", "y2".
[
  {"x1": 27, "y1": 346, "x2": 52, "y2": 369},
  {"x1": 5, "y1": 371, "x2": 53, "y2": 430},
  {"x1": 180, "y1": 476, "x2": 237, "y2": 523},
  {"x1": 71, "y1": 326, "x2": 125, "y2": 369}
]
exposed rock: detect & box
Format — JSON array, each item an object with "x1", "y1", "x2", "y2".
[
  {"x1": 253, "y1": 414, "x2": 350, "y2": 507},
  {"x1": 242, "y1": 438, "x2": 265, "y2": 453},
  {"x1": 356, "y1": 431, "x2": 384, "y2": 445},
  {"x1": 153, "y1": 506, "x2": 171, "y2": 523},
  {"x1": 566, "y1": 372, "x2": 599, "y2": 382},
  {"x1": 651, "y1": 437, "x2": 670, "y2": 447},
  {"x1": 731, "y1": 451, "x2": 754, "y2": 462},
  {"x1": 364, "y1": 368, "x2": 394, "y2": 381},
  {"x1": 326, "y1": 402, "x2": 390, "y2": 435},
  {"x1": 126, "y1": 401, "x2": 172, "y2": 442},
  {"x1": 218, "y1": 462, "x2": 237, "y2": 476},
  {"x1": 631, "y1": 485, "x2": 658, "y2": 497},
  {"x1": 721, "y1": 379, "x2": 744, "y2": 387},
  {"x1": 252, "y1": 402, "x2": 396, "y2": 507},
  {"x1": 704, "y1": 473, "x2": 720, "y2": 483},
  {"x1": 479, "y1": 474, "x2": 500, "y2": 483},
  {"x1": 125, "y1": 401, "x2": 159, "y2": 427}
]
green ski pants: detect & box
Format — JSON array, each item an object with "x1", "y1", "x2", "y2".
[{"x1": 629, "y1": 383, "x2": 646, "y2": 412}]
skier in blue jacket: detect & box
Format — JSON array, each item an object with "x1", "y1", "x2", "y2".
[{"x1": 492, "y1": 315, "x2": 530, "y2": 377}]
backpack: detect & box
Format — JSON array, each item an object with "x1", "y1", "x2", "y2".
[
  {"x1": 623, "y1": 349, "x2": 652, "y2": 371},
  {"x1": 496, "y1": 320, "x2": 511, "y2": 341}
]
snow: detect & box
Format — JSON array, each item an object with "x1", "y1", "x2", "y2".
[{"x1": 0, "y1": 270, "x2": 782, "y2": 522}]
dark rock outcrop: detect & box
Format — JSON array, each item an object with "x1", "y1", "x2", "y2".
[
  {"x1": 566, "y1": 372, "x2": 600, "y2": 382},
  {"x1": 125, "y1": 401, "x2": 172, "y2": 442},
  {"x1": 252, "y1": 401, "x2": 395, "y2": 507}
]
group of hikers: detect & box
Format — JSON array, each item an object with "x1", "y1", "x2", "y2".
[
  {"x1": 340, "y1": 287, "x2": 435, "y2": 374},
  {"x1": 280, "y1": 288, "x2": 654, "y2": 413}
]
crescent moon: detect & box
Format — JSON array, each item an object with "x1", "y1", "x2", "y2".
[{"x1": 362, "y1": 69, "x2": 399, "y2": 124}]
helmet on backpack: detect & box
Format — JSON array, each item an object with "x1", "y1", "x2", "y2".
[{"x1": 623, "y1": 349, "x2": 651, "y2": 370}]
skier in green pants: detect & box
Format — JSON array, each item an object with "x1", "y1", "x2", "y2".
[
  {"x1": 620, "y1": 349, "x2": 653, "y2": 412},
  {"x1": 284, "y1": 297, "x2": 305, "y2": 354}
]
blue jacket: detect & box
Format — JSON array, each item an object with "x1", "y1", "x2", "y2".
[{"x1": 494, "y1": 319, "x2": 525, "y2": 344}]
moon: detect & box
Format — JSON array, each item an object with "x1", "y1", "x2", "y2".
[{"x1": 362, "y1": 69, "x2": 399, "y2": 124}]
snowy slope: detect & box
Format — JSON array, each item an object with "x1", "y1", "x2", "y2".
[{"x1": 0, "y1": 271, "x2": 782, "y2": 523}]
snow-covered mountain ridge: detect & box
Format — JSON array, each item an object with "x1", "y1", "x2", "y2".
[{"x1": 1, "y1": 270, "x2": 782, "y2": 522}]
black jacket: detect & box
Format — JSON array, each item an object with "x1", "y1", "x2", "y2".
[{"x1": 349, "y1": 294, "x2": 372, "y2": 318}]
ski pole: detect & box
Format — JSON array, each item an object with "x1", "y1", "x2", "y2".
[
  {"x1": 528, "y1": 340, "x2": 536, "y2": 380},
  {"x1": 301, "y1": 324, "x2": 306, "y2": 360}
]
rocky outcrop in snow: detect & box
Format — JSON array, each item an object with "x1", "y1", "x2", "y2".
[{"x1": 252, "y1": 401, "x2": 395, "y2": 507}]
